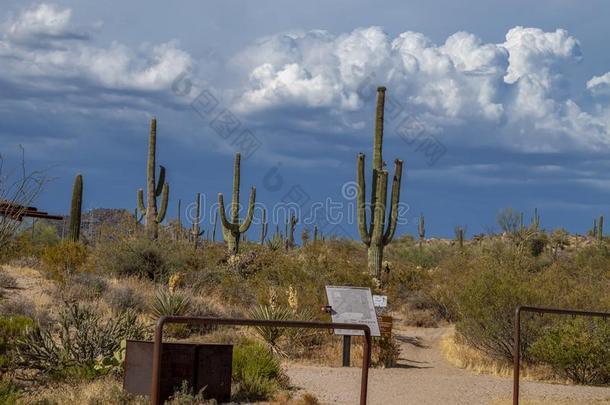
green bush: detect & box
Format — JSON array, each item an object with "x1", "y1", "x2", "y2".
[
  {"x1": 0, "y1": 381, "x2": 19, "y2": 404},
  {"x1": 232, "y1": 341, "x2": 283, "y2": 401},
  {"x1": 107, "y1": 286, "x2": 146, "y2": 314},
  {"x1": 41, "y1": 240, "x2": 87, "y2": 280},
  {"x1": 529, "y1": 318, "x2": 610, "y2": 385},
  {"x1": 0, "y1": 315, "x2": 35, "y2": 373}
]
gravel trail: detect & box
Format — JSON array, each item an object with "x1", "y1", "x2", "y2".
[{"x1": 286, "y1": 326, "x2": 610, "y2": 405}]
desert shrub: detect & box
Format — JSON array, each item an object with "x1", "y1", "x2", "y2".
[
  {"x1": 0, "y1": 271, "x2": 18, "y2": 290},
  {"x1": 41, "y1": 241, "x2": 87, "y2": 280},
  {"x1": 529, "y1": 318, "x2": 610, "y2": 385},
  {"x1": 232, "y1": 341, "x2": 283, "y2": 401},
  {"x1": 0, "y1": 315, "x2": 35, "y2": 373},
  {"x1": 92, "y1": 238, "x2": 171, "y2": 281},
  {"x1": 0, "y1": 297, "x2": 51, "y2": 327},
  {"x1": 71, "y1": 273, "x2": 107, "y2": 297},
  {"x1": 0, "y1": 381, "x2": 19, "y2": 404},
  {"x1": 15, "y1": 303, "x2": 145, "y2": 380},
  {"x1": 529, "y1": 235, "x2": 547, "y2": 257},
  {"x1": 373, "y1": 336, "x2": 401, "y2": 368},
  {"x1": 107, "y1": 286, "x2": 146, "y2": 313},
  {"x1": 165, "y1": 381, "x2": 211, "y2": 405}
]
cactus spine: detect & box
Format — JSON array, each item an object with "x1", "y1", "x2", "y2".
[
  {"x1": 69, "y1": 173, "x2": 83, "y2": 242},
  {"x1": 191, "y1": 193, "x2": 204, "y2": 248},
  {"x1": 598, "y1": 215, "x2": 604, "y2": 242},
  {"x1": 137, "y1": 118, "x2": 169, "y2": 239},
  {"x1": 260, "y1": 208, "x2": 268, "y2": 244},
  {"x1": 356, "y1": 87, "x2": 403, "y2": 278},
  {"x1": 218, "y1": 153, "x2": 256, "y2": 255}
]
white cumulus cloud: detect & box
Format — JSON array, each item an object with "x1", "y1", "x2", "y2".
[{"x1": 230, "y1": 25, "x2": 609, "y2": 151}]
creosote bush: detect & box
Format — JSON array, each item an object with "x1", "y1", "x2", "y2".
[
  {"x1": 529, "y1": 318, "x2": 610, "y2": 385},
  {"x1": 41, "y1": 240, "x2": 87, "y2": 280}
]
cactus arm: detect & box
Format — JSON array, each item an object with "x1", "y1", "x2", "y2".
[
  {"x1": 373, "y1": 87, "x2": 386, "y2": 171},
  {"x1": 383, "y1": 159, "x2": 403, "y2": 245},
  {"x1": 218, "y1": 193, "x2": 235, "y2": 232},
  {"x1": 357, "y1": 153, "x2": 371, "y2": 245},
  {"x1": 137, "y1": 188, "x2": 146, "y2": 214},
  {"x1": 231, "y1": 153, "x2": 241, "y2": 224},
  {"x1": 371, "y1": 170, "x2": 388, "y2": 245},
  {"x1": 156, "y1": 183, "x2": 169, "y2": 223},
  {"x1": 155, "y1": 165, "x2": 166, "y2": 197},
  {"x1": 239, "y1": 186, "x2": 256, "y2": 233},
  {"x1": 147, "y1": 118, "x2": 158, "y2": 217}
]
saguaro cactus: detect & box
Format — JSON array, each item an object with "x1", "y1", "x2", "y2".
[
  {"x1": 418, "y1": 213, "x2": 425, "y2": 249},
  {"x1": 69, "y1": 174, "x2": 83, "y2": 242},
  {"x1": 191, "y1": 193, "x2": 204, "y2": 249},
  {"x1": 531, "y1": 208, "x2": 540, "y2": 231},
  {"x1": 287, "y1": 214, "x2": 297, "y2": 249},
  {"x1": 218, "y1": 153, "x2": 256, "y2": 255},
  {"x1": 260, "y1": 208, "x2": 268, "y2": 244},
  {"x1": 455, "y1": 226, "x2": 465, "y2": 248},
  {"x1": 137, "y1": 118, "x2": 169, "y2": 239},
  {"x1": 357, "y1": 87, "x2": 404, "y2": 278},
  {"x1": 598, "y1": 215, "x2": 604, "y2": 242}
]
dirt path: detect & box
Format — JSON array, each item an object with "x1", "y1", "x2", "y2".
[{"x1": 286, "y1": 326, "x2": 610, "y2": 405}]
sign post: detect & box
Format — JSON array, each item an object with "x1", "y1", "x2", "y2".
[{"x1": 325, "y1": 286, "x2": 381, "y2": 367}]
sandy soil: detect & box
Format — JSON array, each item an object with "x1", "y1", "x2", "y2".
[{"x1": 286, "y1": 326, "x2": 610, "y2": 405}]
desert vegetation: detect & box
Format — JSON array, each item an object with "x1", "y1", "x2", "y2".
[{"x1": 0, "y1": 88, "x2": 608, "y2": 404}]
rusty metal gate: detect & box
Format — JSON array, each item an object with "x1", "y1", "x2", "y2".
[
  {"x1": 513, "y1": 305, "x2": 610, "y2": 405},
  {"x1": 151, "y1": 316, "x2": 372, "y2": 405}
]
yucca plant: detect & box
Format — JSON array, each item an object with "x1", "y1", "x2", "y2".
[
  {"x1": 150, "y1": 288, "x2": 192, "y2": 319},
  {"x1": 249, "y1": 305, "x2": 293, "y2": 353}
]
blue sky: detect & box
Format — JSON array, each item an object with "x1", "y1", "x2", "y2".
[{"x1": 1, "y1": 1, "x2": 609, "y2": 238}]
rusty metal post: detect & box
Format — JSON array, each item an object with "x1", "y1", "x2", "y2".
[
  {"x1": 151, "y1": 317, "x2": 372, "y2": 405},
  {"x1": 512, "y1": 306, "x2": 610, "y2": 405},
  {"x1": 513, "y1": 306, "x2": 521, "y2": 405},
  {"x1": 342, "y1": 335, "x2": 351, "y2": 367}
]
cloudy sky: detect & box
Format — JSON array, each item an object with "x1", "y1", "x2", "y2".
[{"x1": 1, "y1": 1, "x2": 609, "y2": 238}]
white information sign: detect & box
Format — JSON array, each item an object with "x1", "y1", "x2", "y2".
[
  {"x1": 325, "y1": 286, "x2": 381, "y2": 336},
  {"x1": 372, "y1": 295, "x2": 387, "y2": 308}
]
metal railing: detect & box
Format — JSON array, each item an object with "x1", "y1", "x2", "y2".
[
  {"x1": 513, "y1": 305, "x2": 610, "y2": 405},
  {"x1": 152, "y1": 316, "x2": 372, "y2": 405}
]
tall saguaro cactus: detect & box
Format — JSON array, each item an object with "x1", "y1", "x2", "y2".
[
  {"x1": 357, "y1": 87, "x2": 404, "y2": 278},
  {"x1": 137, "y1": 118, "x2": 169, "y2": 239},
  {"x1": 69, "y1": 174, "x2": 83, "y2": 242},
  {"x1": 218, "y1": 153, "x2": 256, "y2": 255},
  {"x1": 191, "y1": 193, "x2": 204, "y2": 249},
  {"x1": 599, "y1": 215, "x2": 605, "y2": 242},
  {"x1": 260, "y1": 208, "x2": 268, "y2": 244},
  {"x1": 418, "y1": 213, "x2": 425, "y2": 249},
  {"x1": 286, "y1": 214, "x2": 297, "y2": 249}
]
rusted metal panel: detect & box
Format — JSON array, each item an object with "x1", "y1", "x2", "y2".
[
  {"x1": 151, "y1": 317, "x2": 373, "y2": 405},
  {"x1": 378, "y1": 315, "x2": 393, "y2": 338},
  {"x1": 124, "y1": 340, "x2": 232, "y2": 403}
]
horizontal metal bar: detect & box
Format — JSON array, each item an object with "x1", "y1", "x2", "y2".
[
  {"x1": 151, "y1": 316, "x2": 372, "y2": 405},
  {"x1": 513, "y1": 305, "x2": 610, "y2": 405}
]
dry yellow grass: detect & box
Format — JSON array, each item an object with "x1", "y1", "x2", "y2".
[{"x1": 440, "y1": 332, "x2": 557, "y2": 382}]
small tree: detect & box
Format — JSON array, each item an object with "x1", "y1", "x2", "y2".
[
  {"x1": 0, "y1": 149, "x2": 48, "y2": 250},
  {"x1": 496, "y1": 207, "x2": 520, "y2": 234}
]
